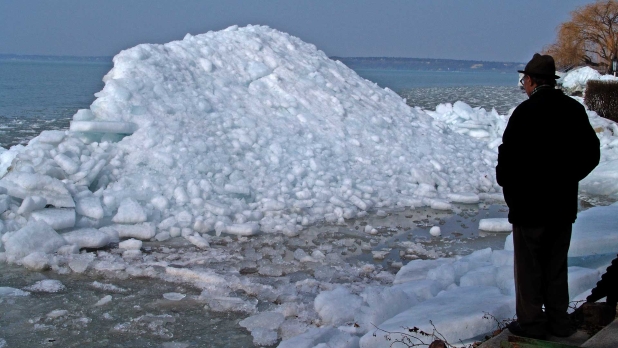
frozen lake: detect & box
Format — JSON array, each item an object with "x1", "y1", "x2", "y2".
[{"x1": 1, "y1": 201, "x2": 512, "y2": 347}]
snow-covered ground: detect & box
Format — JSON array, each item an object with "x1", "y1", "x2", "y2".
[{"x1": 1, "y1": 25, "x2": 618, "y2": 347}]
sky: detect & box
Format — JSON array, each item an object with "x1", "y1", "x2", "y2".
[{"x1": 0, "y1": 0, "x2": 598, "y2": 63}]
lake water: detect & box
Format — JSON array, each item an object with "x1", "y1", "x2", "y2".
[{"x1": 0, "y1": 60, "x2": 526, "y2": 148}]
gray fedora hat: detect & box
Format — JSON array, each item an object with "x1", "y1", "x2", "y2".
[{"x1": 518, "y1": 53, "x2": 560, "y2": 79}]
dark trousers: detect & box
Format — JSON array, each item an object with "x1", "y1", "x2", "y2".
[{"x1": 513, "y1": 223, "x2": 572, "y2": 334}]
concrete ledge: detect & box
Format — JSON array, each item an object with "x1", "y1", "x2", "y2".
[{"x1": 582, "y1": 318, "x2": 618, "y2": 348}]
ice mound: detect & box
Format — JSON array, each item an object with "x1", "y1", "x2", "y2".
[
  {"x1": 0, "y1": 25, "x2": 500, "y2": 259},
  {"x1": 560, "y1": 66, "x2": 618, "y2": 93}
]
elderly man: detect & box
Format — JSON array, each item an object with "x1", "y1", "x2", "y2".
[{"x1": 497, "y1": 54, "x2": 600, "y2": 339}]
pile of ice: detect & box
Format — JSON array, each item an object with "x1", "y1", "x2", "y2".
[
  {"x1": 423, "y1": 101, "x2": 508, "y2": 147},
  {"x1": 423, "y1": 95, "x2": 618, "y2": 198},
  {"x1": 0, "y1": 25, "x2": 503, "y2": 263},
  {"x1": 560, "y1": 66, "x2": 618, "y2": 94}
]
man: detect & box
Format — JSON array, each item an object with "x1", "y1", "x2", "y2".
[{"x1": 496, "y1": 53, "x2": 600, "y2": 339}]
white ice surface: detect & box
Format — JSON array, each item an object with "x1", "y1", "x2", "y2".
[
  {"x1": 478, "y1": 218, "x2": 512, "y2": 232},
  {"x1": 3, "y1": 221, "x2": 67, "y2": 260},
  {"x1": 359, "y1": 286, "x2": 515, "y2": 347}
]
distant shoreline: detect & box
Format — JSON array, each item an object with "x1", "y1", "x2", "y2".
[
  {"x1": 0, "y1": 54, "x2": 523, "y2": 72},
  {"x1": 333, "y1": 57, "x2": 524, "y2": 73},
  {"x1": 0, "y1": 54, "x2": 112, "y2": 64}
]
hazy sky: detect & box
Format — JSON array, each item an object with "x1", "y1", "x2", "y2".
[{"x1": 0, "y1": 0, "x2": 597, "y2": 62}]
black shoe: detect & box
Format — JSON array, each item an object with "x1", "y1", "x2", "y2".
[{"x1": 507, "y1": 321, "x2": 547, "y2": 340}]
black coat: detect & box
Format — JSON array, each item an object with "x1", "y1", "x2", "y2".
[{"x1": 496, "y1": 87, "x2": 600, "y2": 227}]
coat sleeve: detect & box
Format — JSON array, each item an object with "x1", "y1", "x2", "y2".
[
  {"x1": 571, "y1": 107, "x2": 600, "y2": 182},
  {"x1": 496, "y1": 108, "x2": 523, "y2": 187}
]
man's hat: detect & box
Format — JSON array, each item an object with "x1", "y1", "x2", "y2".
[{"x1": 518, "y1": 53, "x2": 560, "y2": 79}]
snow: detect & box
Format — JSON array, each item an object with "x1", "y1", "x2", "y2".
[{"x1": 1, "y1": 25, "x2": 618, "y2": 347}]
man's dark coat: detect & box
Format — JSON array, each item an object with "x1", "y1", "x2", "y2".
[{"x1": 496, "y1": 88, "x2": 600, "y2": 227}]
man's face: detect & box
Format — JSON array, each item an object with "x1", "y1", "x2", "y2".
[{"x1": 521, "y1": 75, "x2": 536, "y2": 97}]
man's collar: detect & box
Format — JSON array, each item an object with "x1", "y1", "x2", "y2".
[{"x1": 530, "y1": 85, "x2": 555, "y2": 98}]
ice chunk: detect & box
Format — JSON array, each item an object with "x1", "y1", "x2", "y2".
[
  {"x1": 113, "y1": 223, "x2": 156, "y2": 240},
  {"x1": 95, "y1": 295, "x2": 113, "y2": 306},
  {"x1": 278, "y1": 327, "x2": 359, "y2": 348},
  {"x1": 119, "y1": 238, "x2": 142, "y2": 250},
  {"x1": 62, "y1": 228, "x2": 111, "y2": 249},
  {"x1": 204, "y1": 296, "x2": 257, "y2": 313},
  {"x1": 569, "y1": 204, "x2": 618, "y2": 257},
  {"x1": 448, "y1": 192, "x2": 480, "y2": 204},
  {"x1": 24, "y1": 279, "x2": 66, "y2": 293},
  {"x1": 70, "y1": 121, "x2": 137, "y2": 134},
  {"x1": 185, "y1": 234, "x2": 210, "y2": 249},
  {"x1": 21, "y1": 251, "x2": 51, "y2": 271},
  {"x1": 0, "y1": 194, "x2": 10, "y2": 214},
  {"x1": 0, "y1": 287, "x2": 30, "y2": 297},
  {"x1": 222, "y1": 223, "x2": 260, "y2": 236},
  {"x1": 163, "y1": 292, "x2": 186, "y2": 301},
  {"x1": 17, "y1": 196, "x2": 47, "y2": 215},
  {"x1": 430, "y1": 199, "x2": 452, "y2": 210},
  {"x1": 460, "y1": 266, "x2": 497, "y2": 287},
  {"x1": 53, "y1": 153, "x2": 80, "y2": 174},
  {"x1": 249, "y1": 328, "x2": 278, "y2": 346},
  {"x1": 314, "y1": 287, "x2": 362, "y2": 326},
  {"x1": 56, "y1": 244, "x2": 80, "y2": 255},
  {"x1": 204, "y1": 201, "x2": 232, "y2": 216},
  {"x1": 239, "y1": 311, "x2": 285, "y2": 331},
  {"x1": 47, "y1": 309, "x2": 69, "y2": 318},
  {"x1": 479, "y1": 218, "x2": 512, "y2": 232},
  {"x1": 391, "y1": 279, "x2": 441, "y2": 301},
  {"x1": 31, "y1": 208, "x2": 76, "y2": 230},
  {"x1": 4, "y1": 221, "x2": 67, "y2": 259},
  {"x1": 75, "y1": 195, "x2": 104, "y2": 220},
  {"x1": 394, "y1": 258, "x2": 454, "y2": 284},
  {"x1": 112, "y1": 198, "x2": 147, "y2": 224},
  {"x1": 568, "y1": 266, "x2": 600, "y2": 300},
  {"x1": 429, "y1": 226, "x2": 441, "y2": 236},
  {"x1": 36, "y1": 130, "x2": 66, "y2": 144},
  {"x1": 0, "y1": 172, "x2": 74, "y2": 207},
  {"x1": 68, "y1": 254, "x2": 94, "y2": 273},
  {"x1": 359, "y1": 286, "x2": 515, "y2": 346},
  {"x1": 355, "y1": 286, "x2": 418, "y2": 333}
]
